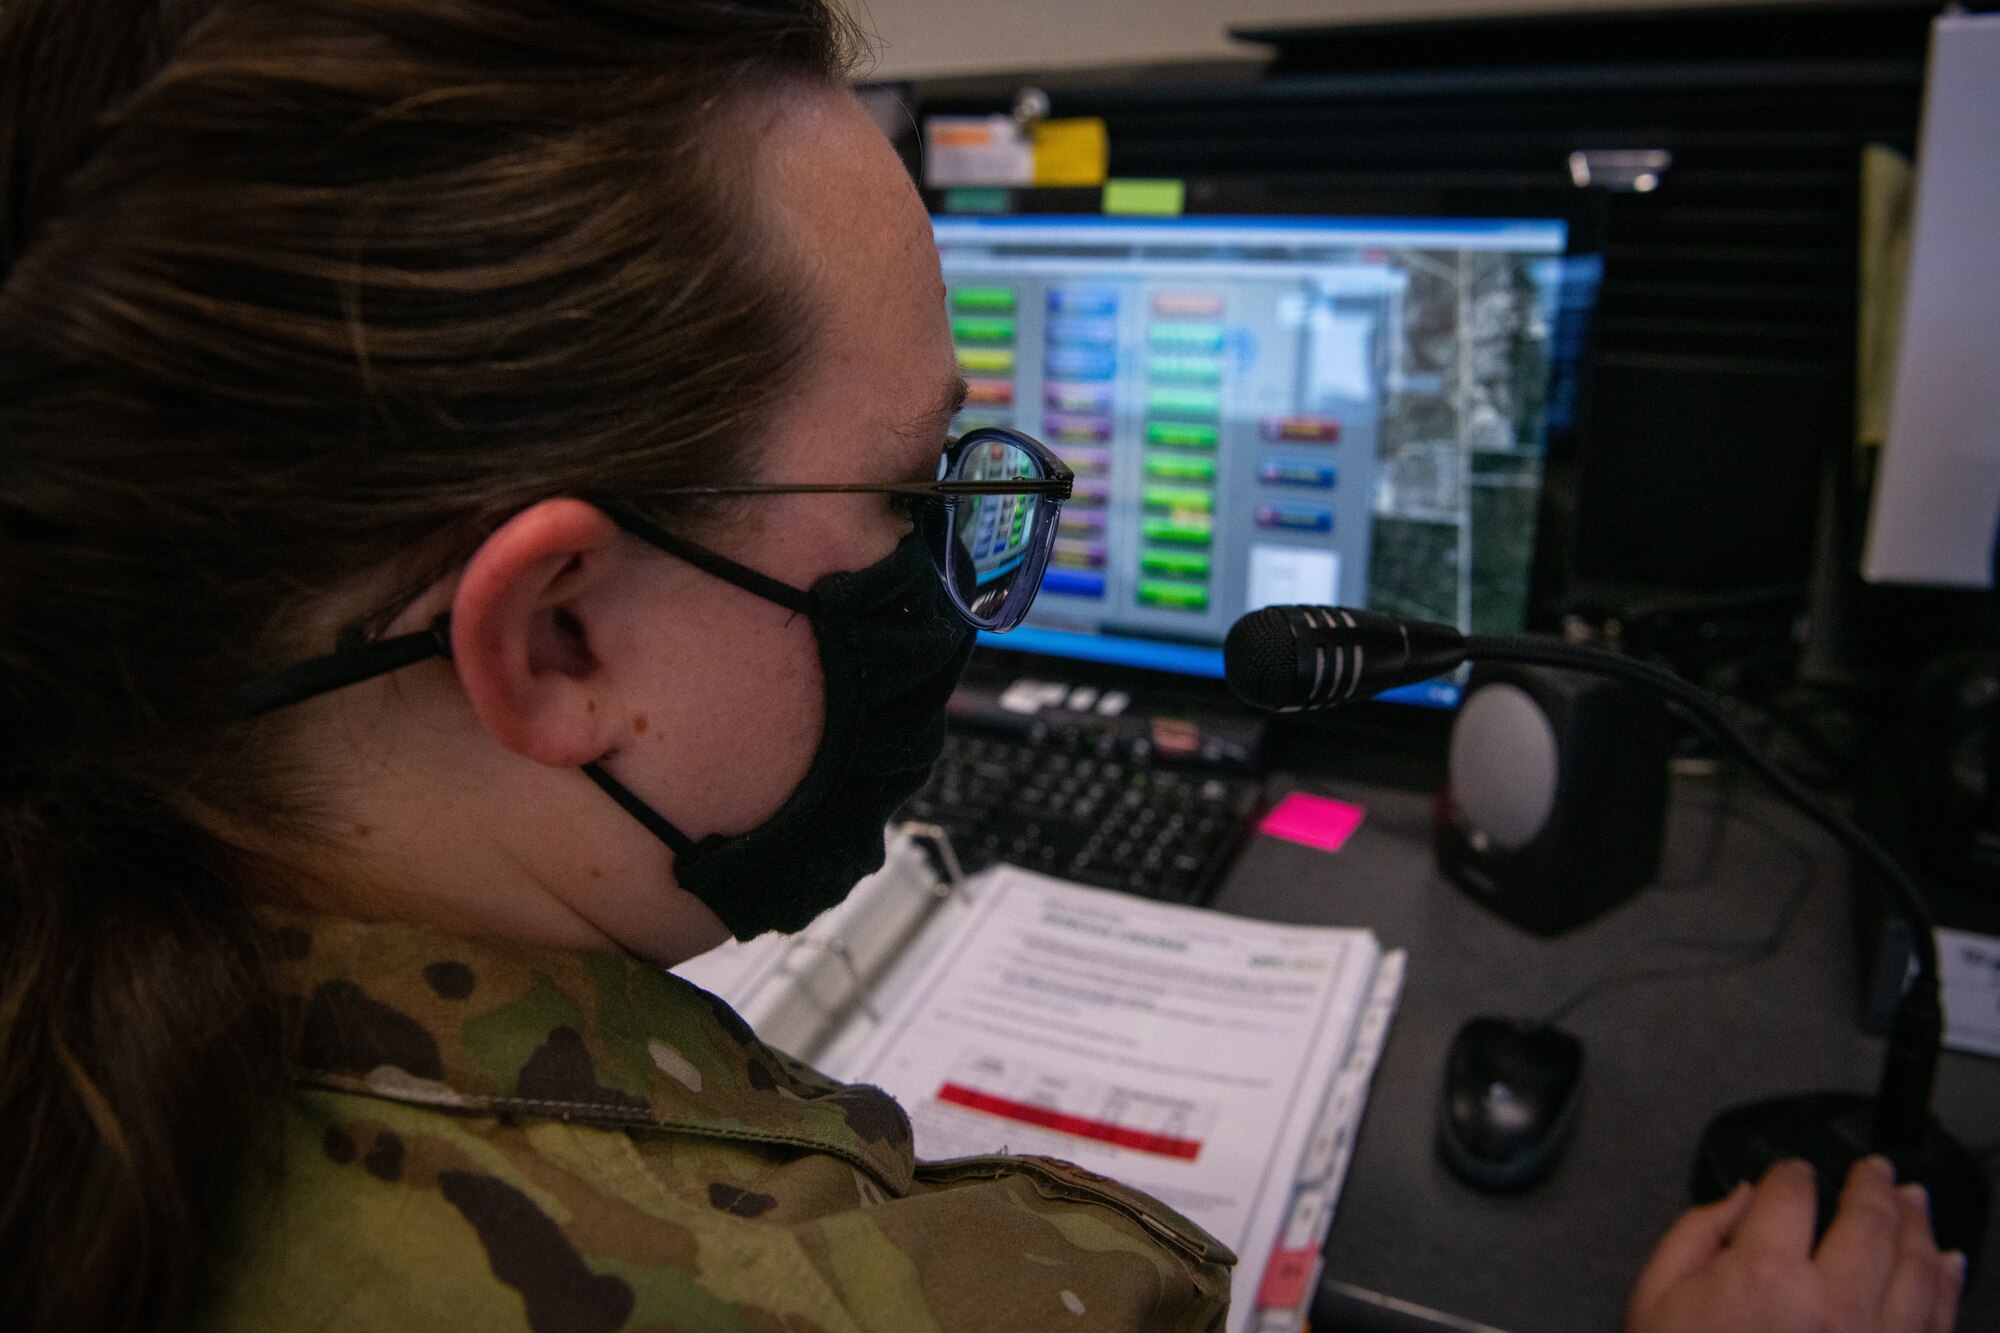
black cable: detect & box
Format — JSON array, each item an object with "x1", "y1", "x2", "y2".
[
  {"x1": 1465, "y1": 634, "x2": 1940, "y2": 983},
  {"x1": 1463, "y1": 633, "x2": 1945, "y2": 1154},
  {"x1": 1570, "y1": 581, "x2": 1805, "y2": 626},
  {"x1": 1721, "y1": 694, "x2": 1856, "y2": 793},
  {"x1": 1539, "y1": 802, "x2": 1817, "y2": 1027},
  {"x1": 1651, "y1": 768, "x2": 1738, "y2": 892}
]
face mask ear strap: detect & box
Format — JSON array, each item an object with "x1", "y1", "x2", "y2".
[
  {"x1": 580, "y1": 761, "x2": 696, "y2": 856},
  {"x1": 596, "y1": 503, "x2": 817, "y2": 617},
  {"x1": 230, "y1": 616, "x2": 454, "y2": 718}
]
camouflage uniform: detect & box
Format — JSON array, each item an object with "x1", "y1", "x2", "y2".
[{"x1": 195, "y1": 912, "x2": 1235, "y2": 1332}]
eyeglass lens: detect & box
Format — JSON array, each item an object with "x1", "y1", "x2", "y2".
[{"x1": 938, "y1": 433, "x2": 1059, "y2": 631}]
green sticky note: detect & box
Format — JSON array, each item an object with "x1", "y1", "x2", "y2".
[
  {"x1": 945, "y1": 187, "x2": 1013, "y2": 214},
  {"x1": 1104, "y1": 178, "x2": 1185, "y2": 217}
]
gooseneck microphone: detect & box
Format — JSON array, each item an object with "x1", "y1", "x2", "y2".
[
  {"x1": 1224, "y1": 606, "x2": 1467, "y2": 710},
  {"x1": 1224, "y1": 605, "x2": 1986, "y2": 1261}
]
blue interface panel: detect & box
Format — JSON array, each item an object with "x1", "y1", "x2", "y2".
[{"x1": 940, "y1": 215, "x2": 1596, "y2": 708}]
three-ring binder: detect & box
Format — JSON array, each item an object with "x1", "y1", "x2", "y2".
[{"x1": 671, "y1": 823, "x2": 972, "y2": 1063}]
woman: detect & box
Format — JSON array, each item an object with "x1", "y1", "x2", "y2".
[{"x1": 0, "y1": 1, "x2": 1963, "y2": 1330}]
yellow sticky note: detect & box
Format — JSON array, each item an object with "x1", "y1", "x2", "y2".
[
  {"x1": 1032, "y1": 118, "x2": 1109, "y2": 187},
  {"x1": 1103, "y1": 178, "x2": 1185, "y2": 217}
]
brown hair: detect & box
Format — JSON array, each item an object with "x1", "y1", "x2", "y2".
[{"x1": 0, "y1": 0, "x2": 856, "y2": 1327}]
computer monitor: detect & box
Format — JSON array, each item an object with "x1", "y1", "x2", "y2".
[{"x1": 936, "y1": 209, "x2": 1601, "y2": 707}]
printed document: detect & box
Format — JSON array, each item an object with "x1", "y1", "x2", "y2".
[{"x1": 836, "y1": 866, "x2": 1386, "y2": 1332}]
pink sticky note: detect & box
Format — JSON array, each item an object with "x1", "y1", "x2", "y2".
[{"x1": 1258, "y1": 792, "x2": 1366, "y2": 852}]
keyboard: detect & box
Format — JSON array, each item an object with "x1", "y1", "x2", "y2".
[{"x1": 898, "y1": 731, "x2": 1265, "y2": 904}]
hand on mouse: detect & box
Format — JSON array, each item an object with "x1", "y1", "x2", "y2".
[{"x1": 1626, "y1": 1157, "x2": 1965, "y2": 1333}]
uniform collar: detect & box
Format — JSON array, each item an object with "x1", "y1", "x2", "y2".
[{"x1": 266, "y1": 909, "x2": 915, "y2": 1194}]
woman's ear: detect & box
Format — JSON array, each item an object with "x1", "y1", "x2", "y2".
[{"x1": 449, "y1": 499, "x2": 626, "y2": 767}]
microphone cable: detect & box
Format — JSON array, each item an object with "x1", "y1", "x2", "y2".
[{"x1": 1534, "y1": 788, "x2": 1819, "y2": 1028}]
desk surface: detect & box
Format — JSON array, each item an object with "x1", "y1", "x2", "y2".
[{"x1": 1210, "y1": 769, "x2": 2000, "y2": 1333}]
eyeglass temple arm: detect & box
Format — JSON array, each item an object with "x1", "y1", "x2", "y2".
[
  {"x1": 595, "y1": 503, "x2": 817, "y2": 614},
  {"x1": 641, "y1": 479, "x2": 1071, "y2": 498}
]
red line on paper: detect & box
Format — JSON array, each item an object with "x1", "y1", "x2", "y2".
[{"x1": 935, "y1": 1082, "x2": 1203, "y2": 1160}]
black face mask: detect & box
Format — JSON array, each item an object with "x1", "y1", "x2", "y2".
[
  {"x1": 584, "y1": 510, "x2": 975, "y2": 938},
  {"x1": 232, "y1": 510, "x2": 975, "y2": 940}
]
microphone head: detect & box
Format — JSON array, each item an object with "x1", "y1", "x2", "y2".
[
  {"x1": 1224, "y1": 607, "x2": 1310, "y2": 710},
  {"x1": 1224, "y1": 605, "x2": 1468, "y2": 711}
]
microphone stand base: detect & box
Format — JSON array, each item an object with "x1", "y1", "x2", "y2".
[{"x1": 1691, "y1": 1092, "x2": 1988, "y2": 1268}]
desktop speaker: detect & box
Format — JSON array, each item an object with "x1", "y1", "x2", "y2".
[{"x1": 1435, "y1": 663, "x2": 1670, "y2": 935}]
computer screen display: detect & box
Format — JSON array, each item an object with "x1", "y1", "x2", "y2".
[{"x1": 938, "y1": 213, "x2": 1599, "y2": 708}]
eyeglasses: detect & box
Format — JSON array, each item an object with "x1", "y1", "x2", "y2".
[
  {"x1": 620, "y1": 426, "x2": 1072, "y2": 633},
  {"x1": 229, "y1": 427, "x2": 1070, "y2": 719}
]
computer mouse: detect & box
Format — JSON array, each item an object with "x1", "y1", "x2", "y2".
[{"x1": 1437, "y1": 1016, "x2": 1584, "y2": 1192}]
